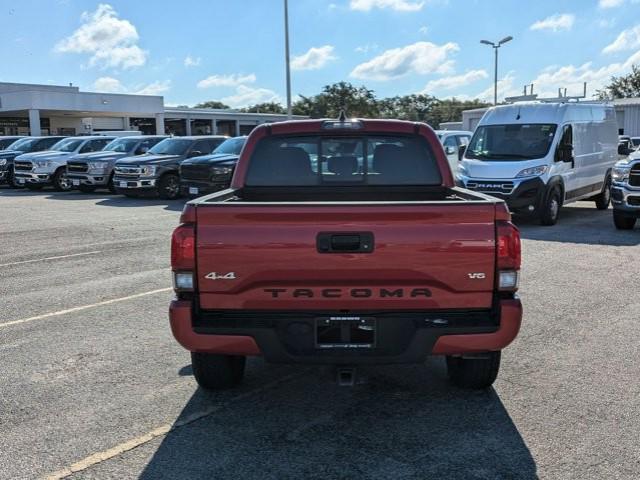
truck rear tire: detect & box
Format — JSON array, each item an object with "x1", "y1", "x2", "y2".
[
  {"x1": 446, "y1": 351, "x2": 501, "y2": 389},
  {"x1": 539, "y1": 188, "x2": 561, "y2": 226},
  {"x1": 158, "y1": 173, "x2": 181, "y2": 200},
  {"x1": 191, "y1": 352, "x2": 246, "y2": 391},
  {"x1": 613, "y1": 211, "x2": 636, "y2": 230},
  {"x1": 594, "y1": 175, "x2": 611, "y2": 210}
]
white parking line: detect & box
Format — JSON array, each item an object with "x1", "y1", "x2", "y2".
[
  {"x1": 0, "y1": 251, "x2": 102, "y2": 268},
  {"x1": 43, "y1": 371, "x2": 305, "y2": 480},
  {"x1": 0, "y1": 288, "x2": 172, "y2": 329}
]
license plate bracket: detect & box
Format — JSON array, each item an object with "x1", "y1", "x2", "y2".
[
  {"x1": 72, "y1": 179, "x2": 80, "y2": 186},
  {"x1": 315, "y1": 316, "x2": 376, "y2": 349},
  {"x1": 119, "y1": 181, "x2": 127, "y2": 188},
  {"x1": 189, "y1": 187, "x2": 199, "y2": 195}
]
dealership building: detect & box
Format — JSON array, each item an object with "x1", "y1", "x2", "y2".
[{"x1": 0, "y1": 82, "x2": 304, "y2": 137}]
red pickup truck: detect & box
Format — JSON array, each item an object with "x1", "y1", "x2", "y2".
[{"x1": 170, "y1": 118, "x2": 522, "y2": 390}]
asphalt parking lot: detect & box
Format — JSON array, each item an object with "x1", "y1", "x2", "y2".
[{"x1": 1, "y1": 188, "x2": 639, "y2": 480}]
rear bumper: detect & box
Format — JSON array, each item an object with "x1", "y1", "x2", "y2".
[{"x1": 169, "y1": 299, "x2": 522, "y2": 364}]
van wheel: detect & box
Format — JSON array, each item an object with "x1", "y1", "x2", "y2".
[
  {"x1": 158, "y1": 173, "x2": 181, "y2": 200},
  {"x1": 594, "y1": 175, "x2": 611, "y2": 210},
  {"x1": 191, "y1": 353, "x2": 246, "y2": 391},
  {"x1": 613, "y1": 211, "x2": 636, "y2": 230},
  {"x1": 539, "y1": 187, "x2": 561, "y2": 226},
  {"x1": 52, "y1": 168, "x2": 72, "y2": 192},
  {"x1": 446, "y1": 351, "x2": 501, "y2": 389},
  {"x1": 78, "y1": 185, "x2": 96, "y2": 193}
]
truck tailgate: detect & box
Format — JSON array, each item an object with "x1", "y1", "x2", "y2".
[{"x1": 195, "y1": 204, "x2": 496, "y2": 311}]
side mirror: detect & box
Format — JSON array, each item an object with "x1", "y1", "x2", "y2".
[
  {"x1": 445, "y1": 145, "x2": 457, "y2": 155},
  {"x1": 458, "y1": 144, "x2": 466, "y2": 161},
  {"x1": 188, "y1": 150, "x2": 203, "y2": 158},
  {"x1": 136, "y1": 146, "x2": 149, "y2": 155}
]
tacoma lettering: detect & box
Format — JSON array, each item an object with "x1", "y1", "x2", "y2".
[{"x1": 263, "y1": 288, "x2": 432, "y2": 298}]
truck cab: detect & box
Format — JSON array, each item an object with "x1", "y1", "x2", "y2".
[
  {"x1": 457, "y1": 102, "x2": 618, "y2": 225},
  {"x1": 169, "y1": 118, "x2": 523, "y2": 391}
]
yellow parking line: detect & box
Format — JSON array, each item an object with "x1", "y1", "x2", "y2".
[
  {"x1": 43, "y1": 371, "x2": 305, "y2": 480},
  {"x1": 0, "y1": 288, "x2": 173, "y2": 329}
]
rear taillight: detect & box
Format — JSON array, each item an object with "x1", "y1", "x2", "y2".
[
  {"x1": 497, "y1": 220, "x2": 521, "y2": 291},
  {"x1": 171, "y1": 223, "x2": 195, "y2": 292}
]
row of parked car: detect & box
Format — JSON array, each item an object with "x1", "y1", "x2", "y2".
[{"x1": 0, "y1": 134, "x2": 247, "y2": 199}]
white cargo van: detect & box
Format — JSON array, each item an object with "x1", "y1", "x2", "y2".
[{"x1": 457, "y1": 102, "x2": 618, "y2": 225}]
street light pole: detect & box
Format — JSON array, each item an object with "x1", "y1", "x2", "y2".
[
  {"x1": 480, "y1": 36, "x2": 513, "y2": 105},
  {"x1": 284, "y1": 0, "x2": 292, "y2": 119}
]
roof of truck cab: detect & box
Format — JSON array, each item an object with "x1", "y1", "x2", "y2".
[
  {"x1": 261, "y1": 118, "x2": 436, "y2": 136},
  {"x1": 479, "y1": 101, "x2": 615, "y2": 126}
]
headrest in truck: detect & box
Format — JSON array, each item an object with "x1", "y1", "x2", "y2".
[{"x1": 326, "y1": 155, "x2": 359, "y2": 176}]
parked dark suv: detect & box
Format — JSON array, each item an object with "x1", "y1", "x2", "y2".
[
  {"x1": 179, "y1": 136, "x2": 246, "y2": 196},
  {"x1": 0, "y1": 136, "x2": 66, "y2": 187},
  {"x1": 113, "y1": 136, "x2": 227, "y2": 199}
]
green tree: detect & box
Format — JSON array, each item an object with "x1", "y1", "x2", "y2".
[
  {"x1": 194, "y1": 100, "x2": 231, "y2": 109},
  {"x1": 597, "y1": 65, "x2": 640, "y2": 99},
  {"x1": 292, "y1": 82, "x2": 379, "y2": 118},
  {"x1": 239, "y1": 102, "x2": 286, "y2": 114},
  {"x1": 378, "y1": 94, "x2": 438, "y2": 122}
]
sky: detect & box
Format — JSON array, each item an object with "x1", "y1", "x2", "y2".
[{"x1": 1, "y1": 0, "x2": 640, "y2": 107}]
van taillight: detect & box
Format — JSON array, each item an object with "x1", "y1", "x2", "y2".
[{"x1": 497, "y1": 220, "x2": 521, "y2": 291}]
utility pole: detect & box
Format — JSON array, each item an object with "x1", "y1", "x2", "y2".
[
  {"x1": 284, "y1": 0, "x2": 292, "y2": 119},
  {"x1": 480, "y1": 36, "x2": 513, "y2": 105}
]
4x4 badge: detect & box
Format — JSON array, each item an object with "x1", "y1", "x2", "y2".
[{"x1": 205, "y1": 272, "x2": 236, "y2": 280}]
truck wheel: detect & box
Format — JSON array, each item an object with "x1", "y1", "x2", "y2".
[
  {"x1": 7, "y1": 167, "x2": 20, "y2": 188},
  {"x1": 158, "y1": 173, "x2": 181, "y2": 200},
  {"x1": 539, "y1": 187, "x2": 561, "y2": 226},
  {"x1": 191, "y1": 352, "x2": 246, "y2": 391},
  {"x1": 594, "y1": 175, "x2": 611, "y2": 210},
  {"x1": 613, "y1": 211, "x2": 636, "y2": 230},
  {"x1": 107, "y1": 174, "x2": 116, "y2": 194},
  {"x1": 78, "y1": 185, "x2": 96, "y2": 193},
  {"x1": 446, "y1": 351, "x2": 501, "y2": 389},
  {"x1": 52, "y1": 168, "x2": 72, "y2": 192}
]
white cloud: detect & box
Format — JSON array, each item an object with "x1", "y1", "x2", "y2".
[
  {"x1": 221, "y1": 85, "x2": 281, "y2": 107},
  {"x1": 54, "y1": 4, "x2": 147, "y2": 69},
  {"x1": 291, "y1": 45, "x2": 337, "y2": 70},
  {"x1": 355, "y1": 43, "x2": 378, "y2": 53},
  {"x1": 350, "y1": 41, "x2": 458, "y2": 81},
  {"x1": 603, "y1": 24, "x2": 640, "y2": 53},
  {"x1": 423, "y1": 70, "x2": 488, "y2": 92},
  {"x1": 530, "y1": 13, "x2": 575, "y2": 32},
  {"x1": 184, "y1": 55, "x2": 201, "y2": 67},
  {"x1": 349, "y1": 0, "x2": 425, "y2": 11},
  {"x1": 599, "y1": 0, "x2": 624, "y2": 7},
  {"x1": 91, "y1": 77, "x2": 170, "y2": 96},
  {"x1": 133, "y1": 80, "x2": 171, "y2": 96},
  {"x1": 92, "y1": 76, "x2": 125, "y2": 93},
  {"x1": 528, "y1": 49, "x2": 640, "y2": 98},
  {"x1": 197, "y1": 73, "x2": 256, "y2": 89},
  {"x1": 473, "y1": 71, "x2": 519, "y2": 103}
]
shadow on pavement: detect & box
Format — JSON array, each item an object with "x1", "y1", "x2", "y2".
[
  {"x1": 139, "y1": 360, "x2": 537, "y2": 480},
  {"x1": 515, "y1": 204, "x2": 639, "y2": 246}
]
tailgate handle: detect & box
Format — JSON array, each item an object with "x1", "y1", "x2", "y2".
[{"x1": 317, "y1": 232, "x2": 374, "y2": 253}]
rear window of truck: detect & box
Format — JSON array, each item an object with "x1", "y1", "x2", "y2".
[{"x1": 245, "y1": 135, "x2": 442, "y2": 187}]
